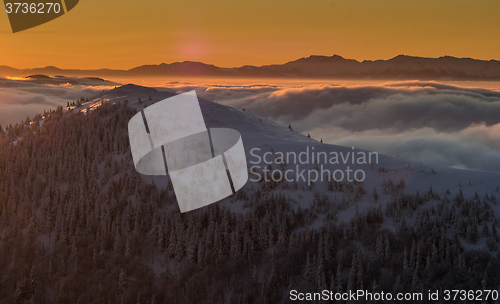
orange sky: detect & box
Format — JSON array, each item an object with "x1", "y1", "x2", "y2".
[{"x1": 1, "y1": 0, "x2": 500, "y2": 69}]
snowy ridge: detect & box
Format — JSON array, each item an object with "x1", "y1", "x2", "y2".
[{"x1": 73, "y1": 84, "x2": 500, "y2": 242}]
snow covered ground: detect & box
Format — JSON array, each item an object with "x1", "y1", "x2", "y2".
[{"x1": 73, "y1": 84, "x2": 500, "y2": 239}]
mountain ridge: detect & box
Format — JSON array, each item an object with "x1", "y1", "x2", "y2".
[{"x1": 3, "y1": 54, "x2": 500, "y2": 80}]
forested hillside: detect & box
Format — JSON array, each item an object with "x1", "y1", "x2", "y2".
[{"x1": 0, "y1": 96, "x2": 499, "y2": 303}]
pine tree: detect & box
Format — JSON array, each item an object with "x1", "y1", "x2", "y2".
[
  {"x1": 316, "y1": 239, "x2": 326, "y2": 288},
  {"x1": 347, "y1": 251, "x2": 358, "y2": 291},
  {"x1": 384, "y1": 237, "x2": 391, "y2": 263},
  {"x1": 376, "y1": 236, "x2": 384, "y2": 261},
  {"x1": 28, "y1": 265, "x2": 37, "y2": 295},
  {"x1": 372, "y1": 187, "x2": 379, "y2": 203},
  {"x1": 403, "y1": 248, "x2": 410, "y2": 272},
  {"x1": 409, "y1": 239, "x2": 416, "y2": 270},
  {"x1": 335, "y1": 263, "x2": 344, "y2": 293},
  {"x1": 411, "y1": 268, "x2": 419, "y2": 291},
  {"x1": 304, "y1": 252, "x2": 313, "y2": 282},
  {"x1": 252, "y1": 265, "x2": 258, "y2": 283},
  {"x1": 482, "y1": 223, "x2": 490, "y2": 237},
  {"x1": 118, "y1": 270, "x2": 127, "y2": 294},
  {"x1": 266, "y1": 264, "x2": 278, "y2": 295}
]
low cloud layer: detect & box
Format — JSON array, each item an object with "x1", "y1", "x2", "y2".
[
  {"x1": 164, "y1": 81, "x2": 500, "y2": 172},
  {"x1": 4, "y1": 79, "x2": 500, "y2": 173},
  {"x1": 0, "y1": 79, "x2": 112, "y2": 126}
]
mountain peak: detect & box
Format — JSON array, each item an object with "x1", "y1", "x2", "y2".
[
  {"x1": 108, "y1": 84, "x2": 157, "y2": 94},
  {"x1": 389, "y1": 54, "x2": 423, "y2": 61},
  {"x1": 294, "y1": 54, "x2": 347, "y2": 63}
]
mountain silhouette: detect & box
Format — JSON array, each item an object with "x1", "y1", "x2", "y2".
[{"x1": 2, "y1": 55, "x2": 500, "y2": 80}]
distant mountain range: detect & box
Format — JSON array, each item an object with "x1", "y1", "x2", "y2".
[{"x1": 3, "y1": 55, "x2": 500, "y2": 80}]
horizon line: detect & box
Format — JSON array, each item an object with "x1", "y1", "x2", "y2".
[{"x1": 2, "y1": 54, "x2": 500, "y2": 71}]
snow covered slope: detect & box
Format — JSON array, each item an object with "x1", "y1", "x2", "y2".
[{"x1": 77, "y1": 84, "x2": 500, "y2": 232}]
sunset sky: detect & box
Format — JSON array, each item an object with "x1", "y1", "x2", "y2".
[{"x1": 1, "y1": 0, "x2": 500, "y2": 69}]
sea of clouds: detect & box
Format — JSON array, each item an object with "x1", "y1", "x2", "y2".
[
  {"x1": 0, "y1": 78, "x2": 113, "y2": 127},
  {"x1": 163, "y1": 81, "x2": 500, "y2": 173},
  {"x1": 2, "y1": 77, "x2": 500, "y2": 173}
]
